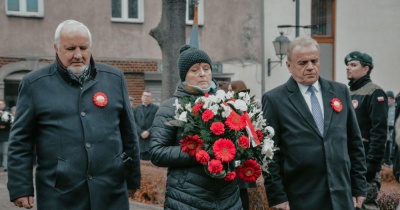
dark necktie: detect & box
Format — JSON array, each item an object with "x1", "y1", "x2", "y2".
[{"x1": 308, "y1": 86, "x2": 324, "y2": 135}]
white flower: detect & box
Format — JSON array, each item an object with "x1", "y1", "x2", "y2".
[
  {"x1": 261, "y1": 138, "x2": 275, "y2": 159},
  {"x1": 225, "y1": 91, "x2": 234, "y2": 100},
  {"x1": 184, "y1": 102, "x2": 192, "y2": 112},
  {"x1": 252, "y1": 114, "x2": 266, "y2": 130},
  {"x1": 209, "y1": 104, "x2": 219, "y2": 115},
  {"x1": 215, "y1": 90, "x2": 226, "y2": 102},
  {"x1": 1, "y1": 113, "x2": 10, "y2": 122},
  {"x1": 177, "y1": 111, "x2": 188, "y2": 122},
  {"x1": 173, "y1": 98, "x2": 181, "y2": 108},
  {"x1": 227, "y1": 99, "x2": 247, "y2": 112},
  {"x1": 265, "y1": 126, "x2": 275, "y2": 138},
  {"x1": 238, "y1": 92, "x2": 251, "y2": 104},
  {"x1": 1, "y1": 111, "x2": 13, "y2": 124},
  {"x1": 220, "y1": 103, "x2": 231, "y2": 118}
]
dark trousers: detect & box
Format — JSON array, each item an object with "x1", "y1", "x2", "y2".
[{"x1": 240, "y1": 189, "x2": 249, "y2": 210}]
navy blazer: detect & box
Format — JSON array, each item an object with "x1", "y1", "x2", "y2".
[{"x1": 262, "y1": 77, "x2": 366, "y2": 210}]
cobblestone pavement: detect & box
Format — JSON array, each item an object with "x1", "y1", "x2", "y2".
[{"x1": 0, "y1": 167, "x2": 162, "y2": 210}]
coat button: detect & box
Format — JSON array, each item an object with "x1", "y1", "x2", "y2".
[
  {"x1": 85, "y1": 143, "x2": 91, "y2": 148},
  {"x1": 87, "y1": 174, "x2": 92, "y2": 180},
  {"x1": 80, "y1": 111, "x2": 86, "y2": 117}
]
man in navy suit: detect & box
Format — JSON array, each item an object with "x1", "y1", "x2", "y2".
[{"x1": 262, "y1": 36, "x2": 366, "y2": 210}]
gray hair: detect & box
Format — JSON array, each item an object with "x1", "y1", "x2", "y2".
[
  {"x1": 287, "y1": 36, "x2": 319, "y2": 61},
  {"x1": 54, "y1": 20, "x2": 92, "y2": 49}
]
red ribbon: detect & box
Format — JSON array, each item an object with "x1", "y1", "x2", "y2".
[{"x1": 243, "y1": 111, "x2": 260, "y2": 146}]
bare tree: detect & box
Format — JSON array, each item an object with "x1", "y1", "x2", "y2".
[{"x1": 150, "y1": 0, "x2": 186, "y2": 101}]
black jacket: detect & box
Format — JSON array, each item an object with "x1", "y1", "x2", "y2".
[
  {"x1": 149, "y1": 81, "x2": 242, "y2": 210},
  {"x1": 132, "y1": 103, "x2": 159, "y2": 153},
  {"x1": 349, "y1": 75, "x2": 388, "y2": 176},
  {"x1": 7, "y1": 58, "x2": 141, "y2": 210}
]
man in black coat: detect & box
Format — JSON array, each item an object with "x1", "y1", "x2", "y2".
[
  {"x1": 345, "y1": 51, "x2": 388, "y2": 210},
  {"x1": 262, "y1": 36, "x2": 366, "y2": 210},
  {"x1": 132, "y1": 90, "x2": 158, "y2": 160},
  {"x1": 7, "y1": 19, "x2": 141, "y2": 210}
]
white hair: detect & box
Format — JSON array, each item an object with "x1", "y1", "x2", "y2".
[
  {"x1": 54, "y1": 20, "x2": 92, "y2": 49},
  {"x1": 287, "y1": 36, "x2": 319, "y2": 61}
]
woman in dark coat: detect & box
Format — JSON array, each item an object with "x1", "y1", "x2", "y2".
[{"x1": 149, "y1": 45, "x2": 242, "y2": 210}]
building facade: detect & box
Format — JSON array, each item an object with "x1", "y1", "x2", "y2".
[
  {"x1": 1, "y1": 0, "x2": 399, "y2": 107},
  {"x1": 0, "y1": 0, "x2": 261, "y2": 106},
  {"x1": 264, "y1": 0, "x2": 400, "y2": 95}
]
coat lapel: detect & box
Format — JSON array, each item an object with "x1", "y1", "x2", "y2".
[
  {"x1": 319, "y1": 78, "x2": 334, "y2": 139},
  {"x1": 286, "y1": 77, "x2": 322, "y2": 137}
]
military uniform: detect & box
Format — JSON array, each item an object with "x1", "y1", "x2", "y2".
[{"x1": 346, "y1": 51, "x2": 388, "y2": 210}]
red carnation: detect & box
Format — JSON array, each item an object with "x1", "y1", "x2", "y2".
[
  {"x1": 225, "y1": 111, "x2": 246, "y2": 131},
  {"x1": 237, "y1": 159, "x2": 262, "y2": 182},
  {"x1": 213, "y1": 138, "x2": 236, "y2": 162},
  {"x1": 224, "y1": 171, "x2": 236, "y2": 181},
  {"x1": 210, "y1": 122, "x2": 225, "y2": 135},
  {"x1": 238, "y1": 135, "x2": 250, "y2": 149},
  {"x1": 205, "y1": 92, "x2": 209, "y2": 97},
  {"x1": 192, "y1": 103, "x2": 204, "y2": 116},
  {"x1": 180, "y1": 134, "x2": 204, "y2": 156},
  {"x1": 202, "y1": 109, "x2": 214, "y2": 122},
  {"x1": 196, "y1": 150, "x2": 210, "y2": 165},
  {"x1": 256, "y1": 130, "x2": 263, "y2": 141},
  {"x1": 208, "y1": 159, "x2": 223, "y2": 174}
]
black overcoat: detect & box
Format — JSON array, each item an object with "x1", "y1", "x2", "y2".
[
  {"x1": 132, "y1": 103, "x2": 159, "y2": 153},
  {"x1": 262, "y1": 77, "x2": 367, "y2": 210},
  {"x1": 7, "y1": 59, "x2": 141, "y2": 210}
]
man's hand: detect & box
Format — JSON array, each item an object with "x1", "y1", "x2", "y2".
[
  {"x1": 272, "y1": 201, "x2": 290, "y2": 210},
  {"x1": 141, "y1": 131, "x2": 150, "y2": 139},
  {"x1": 128, "y1": 189, "x2": 137, "y2": 198},
  {"x1": 13, "y1": 196, "x2": 34, "y2": 209},
  {"x1": 352, "y1": 196, "x2": 365, "y2": 209}
]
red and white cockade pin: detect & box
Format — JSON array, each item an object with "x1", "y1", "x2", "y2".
[
  {"x1": 330, "y1": 98, "x2": 342, "y2": 113},
  {"x1": 93, "y1": 92, "x2": 108, "y2": 108}
]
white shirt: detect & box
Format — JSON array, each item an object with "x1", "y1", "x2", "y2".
[{"x1": 297, "y1": 81, "x2": 324, "y2": 117}]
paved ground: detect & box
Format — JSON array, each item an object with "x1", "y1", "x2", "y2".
[{"x1": 0, "y1": 167, "x2": 162, "y2": 210}]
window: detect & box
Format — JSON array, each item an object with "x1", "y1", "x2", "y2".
[
  {"x1": 311, "y1": 0, "x2": 333, "y2": 36},
  {"x1": 186, "y1": 0, "x2": 204, "y2": 25},
  {"x1": 5, "y1": 0, "x2": 44, "y2": 17},
  {"x1": 111, "y1": 0, "x2": 144, "y2": 23},
  {"x1": 311, "y1": 0, "x2": 335, "y2": 80}
]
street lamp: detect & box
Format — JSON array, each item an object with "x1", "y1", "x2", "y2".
[{"x1": 267, "y1": 32, "x2": 290, "y2": 76}]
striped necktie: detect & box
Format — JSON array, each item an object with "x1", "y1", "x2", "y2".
[{"x1": 308, "y1": 86, "x2": 324, "y2": 135}]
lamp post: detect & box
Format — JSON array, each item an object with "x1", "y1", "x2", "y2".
[
  {"x1": 267, "y1": 32, "x2": 290, "y2": 77},
  {"x1": 261, "y1": 32, "x2": 290, "y2": 94}
]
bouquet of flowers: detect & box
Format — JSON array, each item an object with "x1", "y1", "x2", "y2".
[{"x1": 172, "y1": 90, "x2": 276, "y2": 182}]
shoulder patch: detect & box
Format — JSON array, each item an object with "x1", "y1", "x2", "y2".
[{"x1": 377, "y1": 96, "x2": 385, "y2": 102}]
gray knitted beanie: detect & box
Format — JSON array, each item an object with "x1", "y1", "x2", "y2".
[{"x1": 178, "y1": 45, "x2": 212, "y2": 82}]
